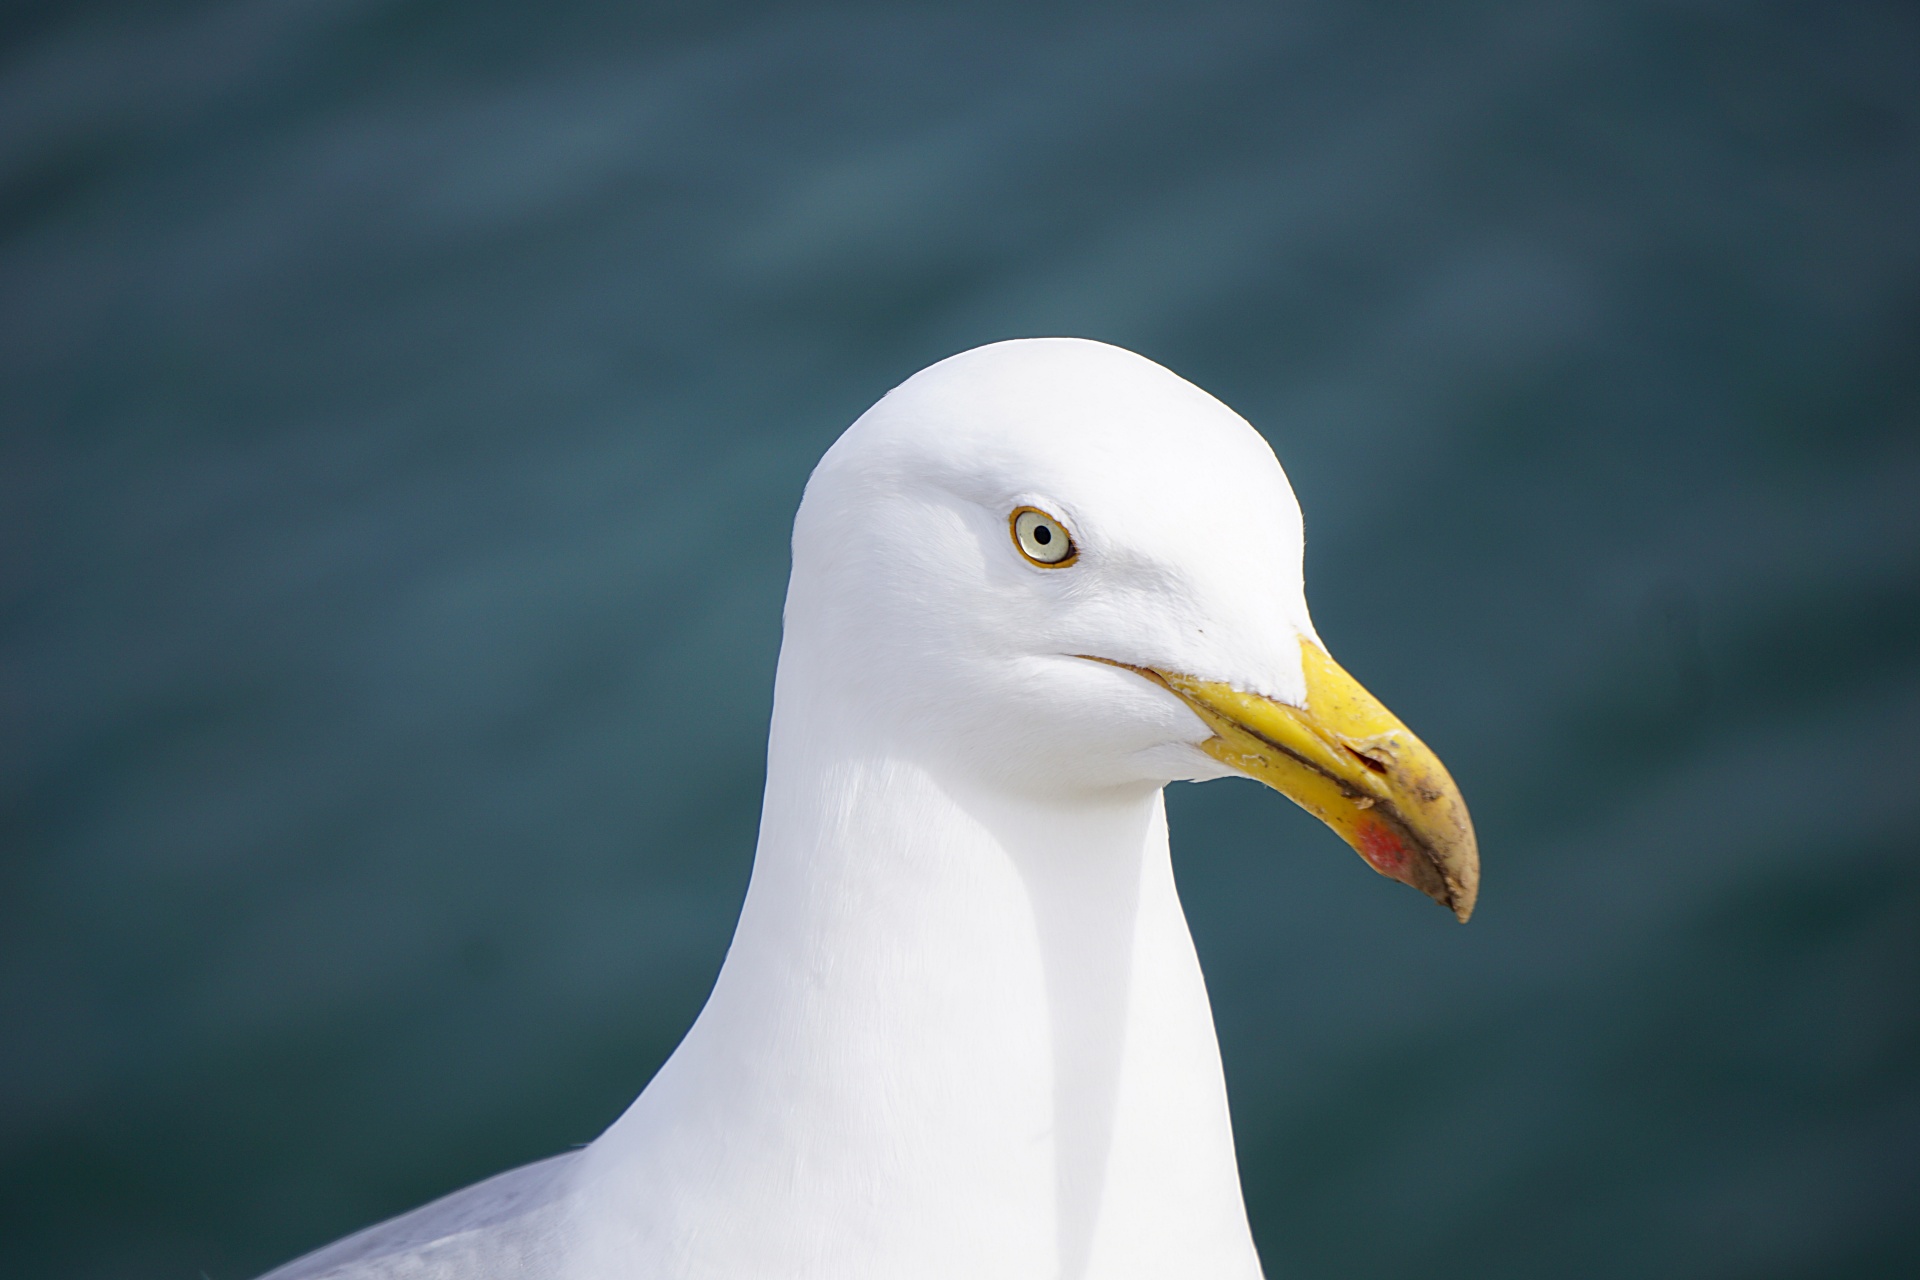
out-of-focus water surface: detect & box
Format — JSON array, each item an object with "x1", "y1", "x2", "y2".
[{"x1": 3, "y1": 2, "x2": 1917, "y2": 1276}]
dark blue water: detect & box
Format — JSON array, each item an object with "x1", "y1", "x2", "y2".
[{"x1": 3, "y1": 3, "x2": 1917, "y2": 1276}]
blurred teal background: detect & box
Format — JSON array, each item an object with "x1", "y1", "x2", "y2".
[{"x1": 3, "y1": 2, "x2": 1917, "y2": 1277}]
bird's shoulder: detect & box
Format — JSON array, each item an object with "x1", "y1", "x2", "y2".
[{"x1": 254, "y1": 1150, "x2": 579, "y2": 1280}]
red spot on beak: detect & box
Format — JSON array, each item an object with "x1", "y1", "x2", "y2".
[{"x1": 1356, "y1": 817, "x2": 1411, "y2": 878}]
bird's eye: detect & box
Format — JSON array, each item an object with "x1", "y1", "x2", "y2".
[{"x1": 1010, "y1": 506, "x2": 1077, "y2": 567}]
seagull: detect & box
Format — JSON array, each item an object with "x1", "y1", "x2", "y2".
[{"x1": 259, "y1": 338, "x2": 1477, "y2": 1280}]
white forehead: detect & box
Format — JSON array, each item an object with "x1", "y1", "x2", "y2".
[
  {"x1": 802, "y1": 338, "x2": 1317, "y2": 706},
  {"x1": 821, "y1": 338, "x2": 1305, "y2": 584}
]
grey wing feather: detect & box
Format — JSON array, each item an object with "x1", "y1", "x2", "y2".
[{"x1": 255, "y1": 1151, "x2": 580, "y2": 1280}]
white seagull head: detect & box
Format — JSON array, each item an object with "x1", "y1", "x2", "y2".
[{"x1": 785, "y1": 337, "x2": 1477, "y2": 919}]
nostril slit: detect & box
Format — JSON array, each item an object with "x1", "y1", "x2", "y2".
[{"x1": 1345, "y1": 746, "x2": 1389, "y2": 775}]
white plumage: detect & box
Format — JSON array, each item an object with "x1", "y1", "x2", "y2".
[{"x1": 262, "y1": 338, "x2": 1473, "y2": 1280}]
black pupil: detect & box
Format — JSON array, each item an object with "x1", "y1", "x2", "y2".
[{"x1": 1033, "y1": 524, "x2": 1052, "y2": 545}]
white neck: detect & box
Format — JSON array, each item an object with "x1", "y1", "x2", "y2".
[{"x1": 568, "y1": 651, "x2": 1264, "y2": 1280}]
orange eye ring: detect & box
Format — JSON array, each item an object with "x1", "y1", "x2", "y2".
[{"x1": 1010, "y1": 506, "x2": 1078, "y2": 567}]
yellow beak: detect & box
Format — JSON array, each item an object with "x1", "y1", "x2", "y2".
[{"x1": 1097, "y1": 638, "x2": 1479, "y2": 921}]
